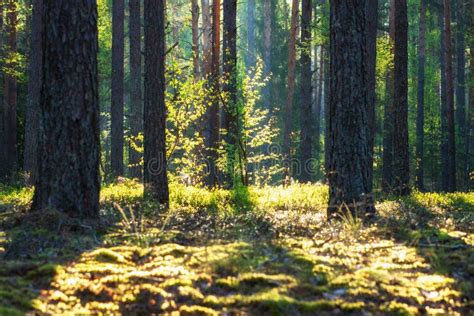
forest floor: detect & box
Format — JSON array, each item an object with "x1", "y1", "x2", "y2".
[{"x1": 0, "y1": 181, "x2": 473, "y2": 315}]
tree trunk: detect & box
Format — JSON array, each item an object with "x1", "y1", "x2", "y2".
[
  {"x1": 467, "y1": 47, "x2": 473, "y2": 189},
  {"x1": 443, "y1": 0, "x2": 457, "y2": 192},
  {"x1": 223, "y1": 0, "x2": 237, "y2": 187},
  {"x1": 327, "y1": 1, "x2": 373, "y2": 218},
  {"x1": 455, "y1": 0, "x2": 466, "y2": 189},
  {"x1": 382, "y1": 0, "x2": 395, "y2": 193},
  {"x1": 192, "y1": 0, "x2": 200, "y2": 79},
  {"x1": 282, "y1": 0, "x2": 298, "y2": 184},
  {"x1": 201, "y1": 0, "x2": 211, "y2": 77},
  {"x1": 314, "y1": 46, "x2": 323, "y2": 175},
  {"x1": 366, "y1": 0, "x2": 378, "y2": 200},
  {"x1": 438, "y1": 8, "x2": 449, "y2": 191},
  {"x1": 144, "y1": 0, "x2": 169, "y2": 206},
  {"x1": 0, "y1": 0, "x2": 17, "y2": 181},
  {"x1": 415, "y1": 0, "x2": 426, "y2": 191},
  {"x1": 33, "y1": 0, "x2": 100, "y2": 218},
  {"x1": 111, "y1": 0, "x2": 125, "y2": 178},
  {"x1": 392, "y1": 0, "x2": 410, "y2": 196},
  {"x1": 205, "y1": 0, "x2": 220, "y2": 187},
  {"x1": 262, "y1": 0, "x2": 272, "y2": 111},
  {"x1": 247, "y1": 0, "x2": 255, "y2": 68},
  {"x1": 128, "y1": 0, "x2": 142, "y2": 179},
  {"x1": 299, "y1": 0, "x2": 313, "y2": 183}
]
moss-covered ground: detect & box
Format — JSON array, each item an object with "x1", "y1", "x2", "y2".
[{"x1": 0, "y1": 181, "x2": 473, "y2": 315}]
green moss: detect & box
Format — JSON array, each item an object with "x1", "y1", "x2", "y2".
[{"x1": 92, "y1": 248, "x2": 128, "y2": 264}]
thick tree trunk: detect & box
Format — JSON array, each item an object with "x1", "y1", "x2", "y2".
[
  {"x1": 455, "y1": 0, "x2": 466, "y2": 189},
  {"x1": 392, "y1": 0, "x2": 410, "y2": 196},
  {"x1": 327, "y1": 1, "x2": 373, "y2": 218},
  {"x1": 128, "y1": 0, "x2": 142, "y2": 179},
  {"x1": 144, "y1": 0, "x2": 169, "y2": 206},
  {"x1": 205, "y1": 0, "x2": 220, "y2": 187},
  {"x1": 247, "y1": 0, "x2": 255, "y2": 68},
  {"x1": 222, "y1": 0, "x2": 237, "y2": 187},
  {"x1": 262, "y1": 0, "x2": 272, "y2": 111},
  {"x1": 299, "y1": 0, "x2": 313, "y2": 183},
  {"x1": 415, "y1": 0, "x2": 426, "y2": 191},
  {"x1": 33, "y1": 0, "x2": 100, "y2": 218},
  {"x1": 366, "y1": 0, "x2": 378, "y2": 199},
  {"x1": 192, "y1": 0, "x2": 200, "y2": 78},
  {"x1": 0, "y1": 0, "x2": 17, "y2": 181},
  {"x1": 443, "y1": 0, "x2": 457, "y2": 192},
  {"x1": 111, "y1": 0, "x2": 125, "y2": 178},
  {"x1": 382, "y1": 0, "x2": 395, "y2": 193},
  {"x1": 282, "y1": 0, "x2": 298, "y2": 184},
  {"x1": 438, "y1": 8, "x2": 449, "y2": 191}
]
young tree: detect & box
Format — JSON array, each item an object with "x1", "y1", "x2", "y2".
[
  {"x1": 443, "y1": 0, "x2": 456, "y2": 192},
  {"x1": 33, "y1": 0, "x2": 100, "y2": 217},
  {"x1": 282, "y1": 0, "x2": 298, "y2": 184},
  {"x1": 144, "y1": 0, "x2": 169, "y2": 206},
  {"x1": 327, "y1": 1, "x2": 373, "y2": 218},
  {"x1": 222, "y1": 0, "x2": 237, "y2": 186},
  {"x1": 382, "y1": 0, "x2": 395, "y2": 193},
  {"x1": 24, "y1": 0, "x2": 43, "y2": 184},
  {"x1": 415, "y1": 0, "x2": 427, "y2": 191},
  {"x1": 111, "y1": 0, "x2": 125, "y2": 177},
  {"x1": 0, "y1": 0, "x2": 17, "y2": 181},
  {"x1": 128, "y1": 0, "x2": 142, "y2": 179},
  {"x1": 299, "y1": 0, "x2": 313, "y2": 183},
  {"x1": 192, "y1": 0, "x2": 200, "y2": 78},
  {"x1": 392, "y1": 0, "x2": 410, "y2": 196}
]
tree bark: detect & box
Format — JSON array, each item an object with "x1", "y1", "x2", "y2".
[
  {"x1": 33, "y1": 0, "x2": 100, "y2": 218},
  {"x1": 438, "y1": 7, "x2": 449, "y2": 191},
  {"x1": 467, "y1": 47, "x2": 473, "y2": 189},
  {"x1": 111, "y1": 0, "x2": 125, "y2": 178},
  {"x1": 382, "y1": 0, "x2": 395, "y2": 193},
  {"x1": 415, "y1": 0, "x2": 426, "y2": 191},
  {"x1": 299, "y1": 0, "x2": 313, "y2": 183},
  {"x1": 314, "y1": 46, "x2": 323, "y2": 174},
  {"x1": 192, "y1": 0, "x2": 200, "y2": 79},
  {"x1": 392, "y1": 0, "x2": 410, "y2": 196},
  {"x1": 128, "y1": 0, "x2": 142, "y2": 179},
  {"x1": 144, "y1": 0, "x2": 169, "y2": 206},
  {"x1": 247, "y1": 0, "x2": 255, "y2": 68},
  {"x1": 282, "y1": 0, "x2": 298, "y2": 184},
  {"x1": 222, "y1": 0, "x2": 237, "y2": 187},
  {"x1": 0, "y1": 0, "x2": 17, "y2": 181},
  {"x1": 443, "y1": 0, "x2": 457, "y2": 192},
  {"x1": 327, "y1": 0, "x2": 373, "y2": 218},
  {"x1": 455, "y1": 0, "x2": 466, "y2": 189},
  {"x1": 262, "y1": 0, "x2": 272, "y2": 111}
]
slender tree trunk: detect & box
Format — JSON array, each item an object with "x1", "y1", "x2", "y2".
[
  {"x1": 262, "y1": 0, "x2": 272, "y2": 111},
  {"x1": 24, "y1": 0, "x2": 42, "y2": 185},
  {"x1": 192, "y1": 0, "x2": 200, "y2": 79},
  {"x1": 299, "y1": 0, "x2": 313, "y2": 183},
  {"x1": 455, "y1": 0, "x2": 466, "y2": 189},
  {"x1": 201, "y1": 0, "x2": 211, "y2": 76},
  {"x1": 366, "y1": 0, "x2": 378, "y2": 207},
  {"x1": 129, "y1": 0, "x2": 142, "y2": 179},
  {"x1": 467, "y1": 47, "x2": 473, "y2": 189},
  {"x1": 443, "y1": 0, "x2": 457, "y2": 192},
  {"x1": 247, "y1": 0, "x2": 255, "y2": 69},
  {"x1": 327, "y1": 1, "x2": 373, "y2": 218},
  {"x1": 392, "y1": 0, "x2": 410, "y2": 196},
  {"x1": 282, "y1": 0, "x2": 298, "y2": 184},
  {"x1": 144, "y1": 0, "x2": 169, "y2": 206},
  {"x1": 223, "y1": 0, "x2": 237, "y2": 187},
  {"x1": 438, "y1": 8, "x2": 449, "y2": 191},
  {"x1": 382, "y1": 0, "x2": 395, "y2": 193},
  {"x1": 33, "y1": 0, "x2": 100, "y2": 217},
  {"x1": 415, "y1": 0, "x2": 427, "y2": 191},
  {"x1": 111, "y1": 0, "x2": 125, "y2": 178},
  {"x1": 205, "y1": 0, "x2": 220, "y2": 187},
  {"x1": 314, "y1": 46, "x2": 323, "y2": 175},
  {"x1": 0, "y1": 0, "x2": 17, "y2": 181}
]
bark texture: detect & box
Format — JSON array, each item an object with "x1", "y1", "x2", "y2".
[
  {"x1": 33, "y1": 0, "x2": 100, "y2": 217},
  {"x1": 192, "y1": 0, "x2": 200, "y2": 78},
  {"x1": 111, "y1": 0, "x2": 125, "y2": 177},
  {"x1": 327, "y1": 1, "x2": 373, "y2": 218},
  {"x1": 128, "y1": 0, "x2": 142, "y2": 179},
  {"x1": 438, "y1": 8, "x2": 449, "y2": 191},
  {"x1": 144, "y1": 0, "x2": 169, "y2": 205},
  {"x1": 299, "y1": 0, "x2": 313, "y2": 183}
]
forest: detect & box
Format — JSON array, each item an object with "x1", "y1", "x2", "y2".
[{"x1": 0, "y1": 0, "x2": 473, "y2": 314}]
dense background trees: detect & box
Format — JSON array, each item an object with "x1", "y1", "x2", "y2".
[{"x1": 0, "y1": 0, "x2": 472, "y2": 214}]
